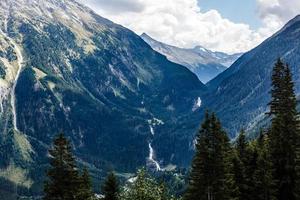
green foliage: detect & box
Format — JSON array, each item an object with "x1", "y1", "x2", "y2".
[
  {"x1": 43, "y1": 133, "x2": 79, "y2": 200},
  {"x1": 43, "y1": 133, "x2": 94, "y2": 200},
  {"x1": 102, "y1": 172, "x2": 119, "y2": 200},
  {"x1": 252, "y1": 134, "x2": 276, "y2": 200},
  {"x1": 268, "y1": 59, "x2": 300, "y2": 200},
  {"x1": 184, "y1": 112, "x2": 237, "y2": 200},
  {"x1": 77, "y1": 168, "x2": 94, "y2": 200},
  {"x1": 121, "y1": 169, "x2": 176, "y2": 200},
  {"x1": 233, "y1": 131, "x2": 248, "y2": 200}
]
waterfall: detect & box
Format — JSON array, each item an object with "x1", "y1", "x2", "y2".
[
  {"x1": 147, "y1": 125, "x2": 162, "y2": 171},
  {"x1": 10, "y1": 41, "x2": 23, "y2": 132},
  {"x1": 0, "y1": 23, "x2": 24, "y2": 132},
  {"x1": 148, "y1": 142, "x2": 161, "y2": 171}
]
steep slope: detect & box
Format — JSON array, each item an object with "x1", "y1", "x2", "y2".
[
  {"x1": 202, "y1": 15, "x2": 300, "y2": 138},
  {"x1": 141, "y1": 33, "x2": 241, "y2": 83},
  {"x1": 0, "y1": 0, "x2": 206, "y2": 196}
]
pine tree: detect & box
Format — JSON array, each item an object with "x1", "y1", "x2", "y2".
[
  {"x1": 183, "y1": 112, "x2": 211, "y2": 200},
  {"x1": 43, "y1": 133, "x2": 80, "y2": 200},
  {"x1": 236, "y1": 130, "x2": 248, "y2": 164},
  {"x1": 184, "y1": 112, "x2": 237, "y2": 200},
  {"x1": 245, "y1": 141, "x2": 260, "y2": 199},
  {"x1": 268, "y1": 59, "x2": 300, "y2": 200},
  {"x1": 295, "y1": 145, "x2": 300, "y2": 199},
  {"x1": 252, "y1": 133, "x2": 276, "y2": 200},
  {"x1": 102, "y1": 172, "x2": 119, "y2": 200},
  {"x1": 233, "y1": 130, "x2": 249, "y2": 200},
  {"x1": 77, "y1": 168, "x2": 94, "y2": 200}
]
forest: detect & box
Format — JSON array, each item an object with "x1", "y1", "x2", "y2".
[{"x1": 43, "y1": 59, "x2": 300, "y2": 200}]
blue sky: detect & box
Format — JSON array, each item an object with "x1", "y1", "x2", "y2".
[{"x1": 199, "y1": 0, "x2": 261, "y2": 29}]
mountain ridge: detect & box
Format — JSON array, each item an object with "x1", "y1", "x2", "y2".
[
  {"x1": 0, "y1": 0, "x2": 206, "y2": 196},
  {"x1": 141, "y1": 33, "x2": 241, "y2": 83},
  {"x1": 202, "y1": 14, "x2": 300, "y2": 137}
]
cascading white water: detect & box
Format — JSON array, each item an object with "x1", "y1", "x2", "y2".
[
  {"x1": 150, "y1": 125, "x2": 154, "y2": 136},
  {"x1": 10, "y1": 41, "x2": 23, "y2": 132},
  {"x1": 147, "y1": 125, "x2": 162, "y2": 171},
  {"x1": 148, "y1": 142, "x2": 161, "y2": 171},
  {"x1": 0, "y1": 21, "x2": 24, "y2": 132}
]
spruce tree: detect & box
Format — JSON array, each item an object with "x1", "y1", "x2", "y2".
[
  {"x1": 102, "y1": 172, "x2": 119, "y2": 200},
  {"x1": 268, "y1": 59, "x2": 300, "y2": 200},
  {"x1": 183, "y1": 112, "x2": 211, "y2": 200},
  {"x1": 77, "y1": 168, "x2": 94, "y2": 200},
  {"x1": 43, "y1": 133, "x2": 80, "y2": 200},
  {"x1": 245, "y1": 141, "x2": 259, "y2": 199},
  {"x1": 236, "y1": 130, "x2": 248, "y2": 164},
  {"x1": 253, "y1": 133, "x2": 276, "y2": 200},
  {"x1": 233, "y1": 130, "x2": 249, "y2": 200},
  {"x1": 184, "y1": 112, "x2": 237, "y2": 200}
]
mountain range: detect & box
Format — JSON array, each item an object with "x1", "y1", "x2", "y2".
[
  {"x1": 141, "y1": 33, "x2": 242, "y2": 83},
  {"x1": 1, "y1": 0, "x2": 300, "y2": 198},
  {"x1": 0, "y1": 0, "x2": 206, "y2": 196}
]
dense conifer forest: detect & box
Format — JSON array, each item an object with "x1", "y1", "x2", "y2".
[{"x1": 41, "y1": 59, "x2": 300, "y2": 200}]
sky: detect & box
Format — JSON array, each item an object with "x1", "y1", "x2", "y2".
[
  {"x1": 81, "y1": 0, "x2": 300, "y2": 54},
  {"x1": 199, "y1": 0, "x2": 262, "y2": 29}
]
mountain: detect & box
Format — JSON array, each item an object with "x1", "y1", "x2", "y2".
[
  {"x1": 141, "y1": 33, "x2": 241, "y2": 83},
  {"x1": 0, "y1": 0, "x2": 206, "y2": 196},
  {"x1": 202, "y1": 15, "x2": 300, "y2": 138}
]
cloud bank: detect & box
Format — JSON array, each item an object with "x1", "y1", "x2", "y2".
[
  {"x1": 81, "y1": 0, "x2": 300, "y2": 54},
  {"x1": 257, "y1": 0, "x2": 300, "y2": 34}
]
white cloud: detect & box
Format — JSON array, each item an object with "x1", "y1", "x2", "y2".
[
  {"x1": 257, "y1": 0, "x2": 300, "y2": 35},
  {"x1": 81, "y1": 0, "x2": 299, "y2": 54}
]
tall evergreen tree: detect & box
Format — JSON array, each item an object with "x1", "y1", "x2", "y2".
[
  {"x1": 245, "y1": 141, "x2": 260, "y2": 199},
  {"x1": 102, "y1": 172, "x2": 119, "y2": 200},
  {"x1": 268, "y1": 59, "x2": 300, "y2": 200},
  {"x1": 184, "y1": 112, "x2": 237, "y2": 200},
  {"x1": 233, "y1": 130, "x2": 249, "y2": 200},
  {"x1": 253, "y1": 133, "x2": 276, "y2": 200},
  {"x1": 43, "y1": 133, "x2": 80, "y2": 200},
  {"x1": 236, "y1": 130, "x2": 248, "y2": 164},
  {"x1": 77, "y1": 168, "x2": 94, "y2": 200}
]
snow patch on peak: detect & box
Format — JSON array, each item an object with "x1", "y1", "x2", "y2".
[{"x1": 194, "y1": 45, "x2": 208, "y2": 52}]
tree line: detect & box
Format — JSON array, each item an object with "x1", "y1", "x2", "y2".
[
  {"x1": 43, "y1": 58, "x2": 300, "y2": 200},
  {"x1": 43, "y1": 134, "x2": 178, "y2": 200},
  {"x1": 184, "y1": 58, "x2": 300, "y2": 200}
]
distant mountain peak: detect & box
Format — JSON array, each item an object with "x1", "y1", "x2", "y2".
[
  {"x1": 193, "y1": 45, "x2": 209, "y2": 53},
  {"x1": 141, "y1": 32, "x2": 150, "y2": 38},
  {"x1": 141, "y1": 33, "x2": 241, "y2": 83}
]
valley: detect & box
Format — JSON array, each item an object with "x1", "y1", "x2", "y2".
[{"x1": 0, "y1": 0, "x2": 299, "y2": 199}]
